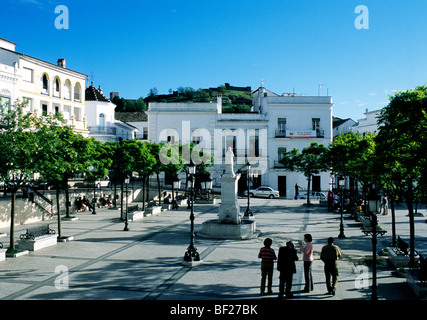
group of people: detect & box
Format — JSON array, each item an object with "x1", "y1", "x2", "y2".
[
  {"x1": 258, "y1": 234, "x2": 342, "y2": 299},
  {"x1": 163, "y1": 193, "x2": 179, "y2": 210},
  {"x1": 327, "y1": 189, "x2": 389, "y2": 215},
  {"x1": 75, "y1": 194, "x2": 113, "y2": 212}
]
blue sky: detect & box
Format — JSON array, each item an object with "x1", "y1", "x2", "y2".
[{"x1": 2, "y1": 0, "x2": 427, "y2": 120}]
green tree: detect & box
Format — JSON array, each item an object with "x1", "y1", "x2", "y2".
[
  {"x1": 326, "y1": 132, "x2": 378, "y2": 211},
  {"x1": 35, "y1": 114, "x2": 93, "y2": 237},
  {"x1": 0, "y1": 100, "x2": 38, "y2": 251},
  {"x1": 376, "y1": 85, "x2": 427, "y2": 266},
  {"x1": 280, "y1": 142, "x2": 329, "y2": 205}
]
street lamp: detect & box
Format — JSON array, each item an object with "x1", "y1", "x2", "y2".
[
  {"x1": 244, "y1": 162, "x2": 253, "y2": 217},
  {"x1": 123, "y1": 175, "x2": 130, "y2": 231},
  {"x1": 368, "y1": 184, "x2": 379, "y2": 214},
  {"x1": 362, "y1": 212, "x2": 387, "y2": 300},
  {"x1": 172, "y1": 177, "x2": 181, "y2": 209},
  {"x1": 92, "y1": 182, "x2": 97, "y2": 215},
  {"x1": 337, "y1": 176, "x2": 346, "y2": 238},
  {"x1": 183, "y1": 162, "x2": 201, "y2": 265}
]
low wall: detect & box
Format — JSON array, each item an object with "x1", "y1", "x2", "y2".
[{"x1": 0, "y1": 188, "x2": 141, "y2": 229}]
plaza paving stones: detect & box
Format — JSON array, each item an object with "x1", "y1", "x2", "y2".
[{"x1": 0, "y1": 197, "x2": 425, "y2": 301}]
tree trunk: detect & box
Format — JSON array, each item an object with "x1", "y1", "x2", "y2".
[
  {"x1": 390, "y1": 193, "x2": 396, "y2": 247},
  {"x1": 56, "y1": 188, "x2": 62, "y2": 238},
  {"x1": 65, "y1": 186, "x2": 70, "y2": 218},
  {"x1": 120, "y1": 182, "x2": 124, "y2": 220},
  {"x1": 142, "y1": 175, "x2": 146, "y2": 211},
  {"x1": 9, "y1": 190, "x2": 16, "y2": 250},
  {"x1": 406, "y1": 182, "x2": 416, "y2": 268},
  {"x1": 157, "y1": 173, "x2": 161, "y2": 206},
  {"x1": 306, "y1": 175, "x2": 311, "y2": 206}
]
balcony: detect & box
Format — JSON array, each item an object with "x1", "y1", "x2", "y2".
[{"x1": 88, "y1": 126, "x2": 117, "y2": 135}]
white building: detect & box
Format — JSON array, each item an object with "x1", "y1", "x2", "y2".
[
  {"x1": 0, "y1": 38, "x2": 89, "y2": 136},
  {"x1": 0, "y1": 38, "x2": 19, "y2": 109},
  {"x1": 333, "y1": 117, "x2": 357, "y2": 137},
  {"x1": 85, "y1": 85, "x2": 138, "y2": 142},
  {"x1": 147, "y1": 87, "x2": 334, "y2": 198},
  {"x1": 351, "y1": 108, "x2": 382, "y2": 135},
  {"x1": 253, "y1": 87, "x2": 333, "y2": 197}
]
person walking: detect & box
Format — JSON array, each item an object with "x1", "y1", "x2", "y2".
[
  {"x1": 258, "y1": 238, "x2": 277, "y2": 296},
  {"x1": 380, "y1": 192, "x2": 388, "y2": 215},
  {"x1": 320, "y1": 237, "x2": 342, "y2": 295},
  {"x1": 277, "y1": 241, "x2": 299, "y2": 299},
  {"x1": 300, "y1": 234, "x2": 314, "y2": 292}
]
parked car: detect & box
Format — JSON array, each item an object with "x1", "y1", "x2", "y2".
[
  {"x1": 296, "y1": 191, "x2": 327, "y2": 200},
  {"x1": 82, "y1": 176, "x2": 111, "y2": 188},
  {"x1": 243, "y1": 186, "x2": 280, "y2": 198}
]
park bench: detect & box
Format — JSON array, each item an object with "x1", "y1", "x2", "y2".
[
  {"x1": 19, "y1": 224, "x2": 55, "y2": 241},
  {"x1": 387, "y1": 236, "x2": 419, "y2": 269},
  {"x1": 389, "y1": 236, "x2": 419, "y2": 257},
  {"x1": 18, "y1": 224, "x2": 57, "y2": 251}
]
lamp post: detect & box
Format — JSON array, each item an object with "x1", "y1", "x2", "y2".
[
  {"x1": 123, "y1": 175, "x2": 130, "y2": 231},
  {"x1": 338, "y1": 176, "x2": 346, "y2": 239},
  {"x1": 172, "y1": 177, "x2": 181, "y2": 209},
  {"x1": 183, "y1": 162, "x2": 201, "y2": 264},
  {"x1": 244, "y1": 162, "x2": 253, "y2": 217},
  {"x1": 92, "y1": 182, "x2": 97, "y2": 215},
  {"x1": 362, "y1": 212, "x2": 386, "y2": 300},
  {"x1": 363, "y1": 183, "x2": 386, "y2": 300}
]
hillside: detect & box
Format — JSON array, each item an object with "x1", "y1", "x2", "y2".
[{"x1": 113, "y1": 83, "x2": 254, "y2": 113}]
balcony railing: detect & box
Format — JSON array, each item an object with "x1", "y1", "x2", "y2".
[
  {"x1": 88, "y1": 126, "x2": 117, "y2": 135},
  {"x1": 275, "y1": 129, "x2": 325, "y2": 138}
]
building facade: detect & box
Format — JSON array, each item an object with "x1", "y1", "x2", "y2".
[
  {"x1": 85, "y1": 85, "x2": 138, "y2": 142},
  {"x1": 0, "y1": 38, "x2": 89, "y2": 136},
  {"x1": 350, "y1": 108, "x2": 382, "y2": 135},
  {"x1": 147, "y1": 87, "x2": 334, "y2": 198}
]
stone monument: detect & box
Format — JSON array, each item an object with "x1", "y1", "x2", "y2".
[{"x1": 198, "y1": 148, "x2": 258, "y2": 239}]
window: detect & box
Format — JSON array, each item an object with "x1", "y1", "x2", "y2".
[
  {"x1": 23, "y1": 67, "x2": 33, "y2": 83},
  {"x1": 249, "y1": 132, "x2": 260, "y2": 157},
  {"x1": 143, "y1": 127, "x2": 148, "y2": 140},
  {"x1": 0, "y1": 96, "x2": 11, "y2": 110},
  {"x1": 41, "y1": 74, "x2": 49, "y2": 95},
  {"x1": 54, "y1": 77, "x2": 60, "y2": 97},
  {"x1": 192, "y1": 136, "x2": 202, "y2": 145},
  {"x1": 42, "y1": 104, "x2": 48, "y2": 116},
  {"x1": 278, "y1": 147, "x2": 287, "y2": 161},
  {"x1": 312, "y1": 118, "x2": 320, "y2": 131},
  {"x1": 278, "y1": 118, "x2": 287, "y2": 132},
  {"x1": 23, "y1": 97, "x2": 33, "y2": 112},
  {"x1": 99, "y1": 113, "x2": 105, "y2": 130},
  {"x1": 64, "y1": 80, "x2": 71, "y2": 100},
  {"x1": 74, "y1": 83, "x2": 81, "y2": 102}
]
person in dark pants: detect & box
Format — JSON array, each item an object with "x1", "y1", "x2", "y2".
[
  {"x1": 258, "y1": 238, "x2": 277, "y2": 296},
  {"x1": 300, "y1": 233, "x2": 314, "y2": 292},
  {"x1": 320, "y1": 237, "x2": 342, "y2": 295},
  {"x1": 277, "y1": 241, "x2": 299, "y2": 299}
]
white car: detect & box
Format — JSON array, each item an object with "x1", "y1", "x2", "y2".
[
  {"x1": 84, "y1": 176, "x2": 111, "y2": 188},
  {"x1": 296, "y1": 191, "x2": 326, "y2": 200},
  {"x1": 243, "y1": 186, "x2": 280, "y2": 198}
]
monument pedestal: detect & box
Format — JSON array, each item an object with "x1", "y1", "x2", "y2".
[
  {"x1": 198, "y1": 219, "x2": 258, "y2": 240},
  {"x1": 197, "y1": 147, "x2": 258, "y2": 240}
]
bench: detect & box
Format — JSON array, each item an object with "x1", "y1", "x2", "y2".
[
  {"x1": 387, "y1": 236, "x2": 419, "y2": 268},
  {"x1": 19, "y1": 224, "x2": 55, "y2": 241},
  {"x1": 18, "y1": 224, "x2": 57, "y2": 251}
]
